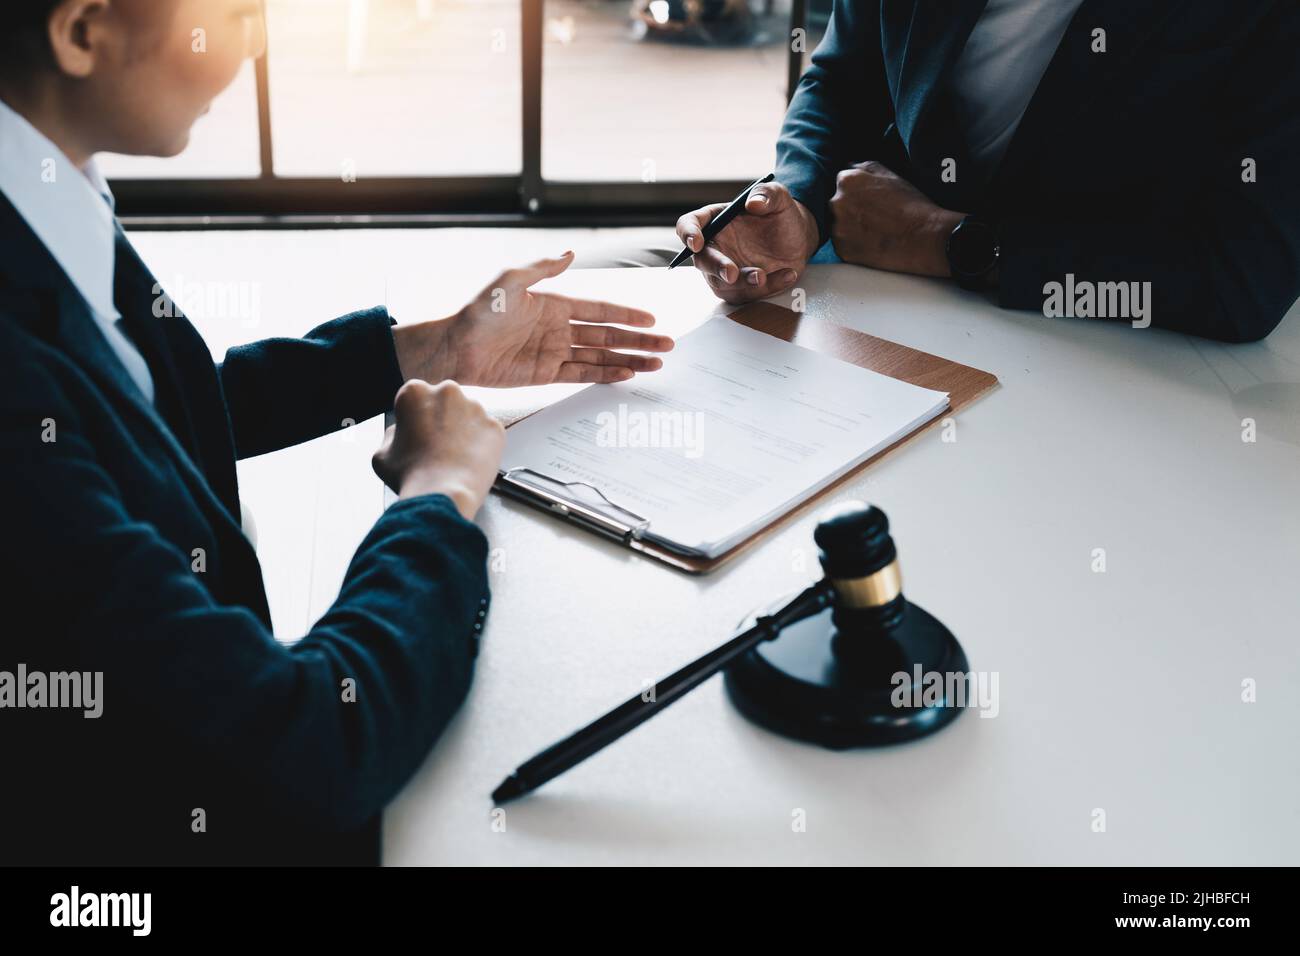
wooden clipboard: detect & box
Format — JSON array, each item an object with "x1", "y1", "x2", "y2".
[{"x1": 495, "y1": 302, "x2": 998, "y2": 574}]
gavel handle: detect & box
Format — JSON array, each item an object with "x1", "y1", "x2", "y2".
[{"x1": 495, "y1": 580, "x2": 835, "y2": 803}]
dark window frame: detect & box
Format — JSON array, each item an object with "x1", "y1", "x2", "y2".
[{"x1": 115, "y1": 0, "x2": 807, "y2": 229}]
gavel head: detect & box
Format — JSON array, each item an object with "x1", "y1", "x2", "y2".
[
  {"x1": 727, "y1": 500, "x2": 968, "y2": 747},
  {"x1": 814, "y1": 501, "x2": 904, "y2": 625}
]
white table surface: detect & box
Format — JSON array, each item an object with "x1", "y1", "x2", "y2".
[{"x1": 132, "y1": 229, "x2": 1300, "y2": 865}]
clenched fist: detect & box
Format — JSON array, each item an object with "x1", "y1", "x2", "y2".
[
  {"x1": 372, "y1": 380, "x2": 505, "y2": 520},
  {"x1": 829, "y1": 161, "x2": 964, "y2": 277}
]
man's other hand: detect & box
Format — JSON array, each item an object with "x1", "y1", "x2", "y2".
[{"x1": 829, "y1": 161, "x2": 964, "y2": 277}]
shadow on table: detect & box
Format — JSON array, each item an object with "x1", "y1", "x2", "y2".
[{"x1": 495, "y1": 689, "x2": 988, "y2": 855}]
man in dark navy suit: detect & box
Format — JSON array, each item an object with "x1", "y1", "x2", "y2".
[
  {"x1": 0, "y1": 0, "x2": 673, "y2": 865},
  {"x1": 676, "y1": 0, "x2": 1299, "y2": 341}
]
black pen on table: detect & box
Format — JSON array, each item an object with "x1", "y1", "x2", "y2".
[
  {"x1": 491, "y1": 581, "x2": 833, "y2": 804},
  {"x1": 667, "y1": 172, "x2": 776, "y2": 269}
]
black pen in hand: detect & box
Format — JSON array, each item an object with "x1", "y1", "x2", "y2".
[{"x1": 668, "y1": 172, "x2": 776, "y2": 269}]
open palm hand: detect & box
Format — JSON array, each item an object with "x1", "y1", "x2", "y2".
[{"x1": 443, "y1": 253, "x2": 674, "y2": 388}]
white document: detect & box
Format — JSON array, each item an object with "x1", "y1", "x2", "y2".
[{"x1": 501, "y1": 316, "x2": 949, "y2": 558}]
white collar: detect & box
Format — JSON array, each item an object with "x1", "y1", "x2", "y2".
[{"x1": 0, "y1": 97, "x2": 119, "y2": 323}]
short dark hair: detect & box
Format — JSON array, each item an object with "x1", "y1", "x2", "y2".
[
  {"x1": 2, "y1": 1, "x2": 179, "y2": 81},
  {"x1": 10, "y1": 0, "x2": 62, "y2": 36},
  {"x1": 1, "y1": 1, "x2": 66, "y2": 75}
]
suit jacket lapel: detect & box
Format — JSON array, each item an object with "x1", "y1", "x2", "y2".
[
  {"x1": 883, "y1": 0, "x2": 989, "y2": 161},
  {"x1": 0, "y1": 193, "x2": 252, "y2": 556},
  {"x1": 112, "y1": 224, "x2": 205, "y2": 460}
]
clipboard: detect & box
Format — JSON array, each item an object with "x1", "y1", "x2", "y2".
[{"x1": 494, "y1": 301, "x2": 999, "y2": 574}]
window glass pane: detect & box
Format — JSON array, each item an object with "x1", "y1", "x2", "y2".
[
  {"x1": 266, "y1": 0, "x2": 521, "y2": 178},
  {"x1": 97, "y1": 62, "x2": 260, "y2": 179},
  {"x1": 542, "y1": 0, "x2": 793, "y2": 182}
]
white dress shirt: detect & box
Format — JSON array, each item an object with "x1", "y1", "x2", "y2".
[
  {"x1": 950, "y1": 0, "x2": 1086, "y2": 184},
  {"x1": 0, "y1": 96, "x2": 155, "y2": 404}
]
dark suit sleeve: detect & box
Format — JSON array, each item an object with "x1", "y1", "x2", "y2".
[
  {"x1": 997, "y1": 3, "x2": 1300, "y2": 342},
  {"x1": 4, "y1": 355, "x2": 488, "y2": 835},
  {"x1": 219, "y1": 306, "x2": 406, "y2": 459},
  {"x1": 776, "y1": 0, "x2": 891, "y2": 244}
]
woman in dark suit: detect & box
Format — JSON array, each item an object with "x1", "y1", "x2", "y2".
[{"x1": 0, "y1": 0, "x2": 672, "y2": 864}]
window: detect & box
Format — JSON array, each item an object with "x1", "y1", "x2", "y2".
[
  {"x1": 267, "y1": 0, "x2": 521, "y2": 177},
  {"x1": 108, "y1": 0, "x2": 810, "y2": 218},
  {"x1": 542, "y1": 0, "x2": 794, "y2": 182}
]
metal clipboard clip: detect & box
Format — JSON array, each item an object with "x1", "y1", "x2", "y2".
[{"x1": 496, "y1": 467, "x2": 652, "y2": 545}]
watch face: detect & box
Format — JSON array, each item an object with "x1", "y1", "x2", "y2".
[{"x1": 949, "y1": 219, "x2": 998, "y2": 278}]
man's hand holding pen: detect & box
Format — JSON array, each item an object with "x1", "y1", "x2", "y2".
[
  {"x1": 682, "y1": 163, "x2": 968, "y2": 304},
  {"x1": 677, "y1": 180, "x2": 820, "y2": 305}
]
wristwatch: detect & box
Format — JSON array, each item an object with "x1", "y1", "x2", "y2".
[{"x1": 945, "y1": 217, "x2": 1000, "y2": 291}]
